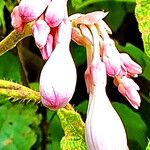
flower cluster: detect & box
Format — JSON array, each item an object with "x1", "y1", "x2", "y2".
[
  {"x1": 11, "y1": 0, "x2": 68, "y2": 60},
  {"x1": 70, "y1": 11, "x2": 142, "y2": 109},
  {"x1": 70, "y1": 11, "x2": 142, "y2": 149},
  {"x1": 11, "y1": 0, "x2": 77, "y2": 110}
]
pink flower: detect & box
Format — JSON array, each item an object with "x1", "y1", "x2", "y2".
[
  {"x1": 19, "y1": 0, "x2": 50, "y2": 22},
  {"x1": 85, "y1": 60, "x2": 128, "y2": 150},
  {"x1": 116, "y1": 76, "x2": 141, "y2": 109},
  {"x1": 120, "y1": 53, "x2": 142, "y2": 77},
  {"x1": 102, "y1": 39, "x2": 122, "y2": 77},
  {"x1": 45, "y1": 0, "x2": 67, "y2": 27},
  {"x1": 39, "y1": 20, "x2": 77, "y2": 109}
]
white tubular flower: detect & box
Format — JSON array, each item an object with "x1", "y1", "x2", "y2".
[{"x1": 85, "y1": 60, "x2": 128, "y2": 150}]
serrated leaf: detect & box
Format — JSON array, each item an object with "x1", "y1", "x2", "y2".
[
  {"x1": 112, "y1": 102, "x2": 150, "y2": 150},
  {"x1": 0, "y1": 101, "x2": 41, "y2": 150},
  {"x1": 135, "y1": 0, "x2": 150, "y2": 57},
  {"x1": 57, "y1": 108, "x2": 87, "y2": 150}
]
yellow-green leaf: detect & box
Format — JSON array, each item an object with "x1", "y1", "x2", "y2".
[
  {"x1": 135, "y1": 0, "x2": 150, "y2": 57},
  {"x1": 57, "y1": 108, "x2": 87, "y2": 150}
]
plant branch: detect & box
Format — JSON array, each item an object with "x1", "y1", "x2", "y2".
[
  {"x1": 0, "y1": 79, "x2": 40, "y2": 102},
  {"x1": 0, "y1": 23, "x2": 33, "y2": 56}
]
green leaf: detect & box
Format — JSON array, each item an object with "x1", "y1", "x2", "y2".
[
  {"x1": 47, "y1": 111, "x2": 64, "y2": 150},
  {"x1": 135, "y1": 0, "x2": 150, "y2": 57},
  {"x1": 0, "y1": 52, "x2": 21, "y2": 82},
  {"x1": 0, "y1": 52, "x2": 42, "y2": 149},
  {"x1": 71, "y1": 42, "x2": 86, "y2": 66},
  {"x1": 57, "y1": 108, "x2": 87, "y2": 150},
  {"x1": 0, "y1": 101, "x2": 41, "y2": 150},
  {"x1": 75, "y1": 100, "x2": 88, "y2": 115},
  {"x1": 112, "y1": 102, "x2": 150, "y2": 150},
  {"x1": 70, "y1": 1, "x2": 135, "y2": 32},
  {"x1": 117, "y1": 43, "x2": 150, "y2": 81}
]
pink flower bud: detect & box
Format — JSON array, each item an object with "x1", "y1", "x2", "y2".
[
  {"x1": 40, "y1": 20, "x2": 77, "y2": 110},
  {"x1": 102, "y1": 39, "x2": 122, "y2": 77},
  {"x1": 11, "y1": 6, "x2": 25, "y2": 32},
  {"x1": 117, "y1": 76, "x2": 141, "y2": 109},
  {"x1": 32, "y1": 19, "x2": 50, "y2": 49},
  {"x1": 19, "y1": 0, "x2": 50, "y2": 22},
  {"x1": 45, "y1": 0, "x2": 67, "y2": 27},
  {"x1": 40, "y1": 44, "x2": 77, "y2": 109},
  {"x1": 85, "y1": 60, "x2": 128, "y2": 150},
  {"x1": 120, "y1": 53, "x2": 142, "y2": 77}
]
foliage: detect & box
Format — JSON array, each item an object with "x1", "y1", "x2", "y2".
[
  {"x1": 57, "y1": 108, "x2": 86, "y2": 150},
  {"x1": 135, "y1": 0, "x2": 150, "y2": 57}
]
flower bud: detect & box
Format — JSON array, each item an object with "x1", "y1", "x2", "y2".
[
  {"x1": 32, "y1": 19, "x2": 50, "y2": 49},
  {"x1": 11, "y1": 6, "x2": 25, "y2": 32},
  {"x1": 40, "y1": 20, "x2": 77, "y2": 109},
  {"x1": 45, "y1": 0, "x2": 67, "y2": 27},
  {"x1": 85, "y1": 60, "x2": 128, "y2": 150},
  {"x1": 19, "y1": 0, "x2": 50, "y2": 22},
  {"x1": 40, "y1": 44, "x2": 77, "y2": 110},
  {"x1": 120, "y1": 53, "x2": 142, "y2": 77},
  {"x1": 117, "y1": 76, "x2": 141, "y2": 109}
]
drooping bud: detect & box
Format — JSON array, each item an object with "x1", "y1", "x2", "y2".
[
  {"x1": 120, "y1": 53, "x2": 142, "y2": 77},
  {"x1": 85, "y1": 60, "x2": 128, "y2": 150},
  {"x1": 115, "y1": 76, "x2": 141, "y2": 109},
  {"x1": 45, "y1": 0, "x2": 67, "y2": 27},
  {"x1": 39, "y1": 20, "x2": 77, "y2": 109},
  {"x1": 19, "y1": 0, "x2": 50, "y2": 22}
]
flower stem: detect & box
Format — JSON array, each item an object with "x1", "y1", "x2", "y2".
[
  {"x1": 0, "y1": 23, "x2": 33, "y2": 56},
  {"x1": 0, "y1": 79, "x2": 40, "y2": 102}
]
